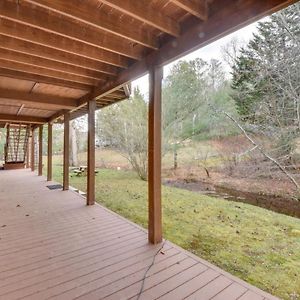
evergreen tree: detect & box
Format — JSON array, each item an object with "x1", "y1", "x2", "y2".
[{"x1": 231, "y1": 3, "x2": 300, "y2": 130}]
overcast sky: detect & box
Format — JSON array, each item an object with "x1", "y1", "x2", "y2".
[{"x1": 132, "y1": 20, "x2": 264, "y2": 96}]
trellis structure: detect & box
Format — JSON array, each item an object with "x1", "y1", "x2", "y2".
[
  {"x1": 4, "y1": 123, "x2": 30, "y2": 169},
  {"x1": 0, "y1": 0, "x2": 297, "y2": 245}
]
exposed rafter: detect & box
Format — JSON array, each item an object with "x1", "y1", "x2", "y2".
[
  {"x1": 0, "y1": 114, "x2": 47, "y2": 124},
  {"x1": 24, "y1": 0, "x2": 158, "y2": 49},
  {"x1": 48, "y1": 110, "x2": 66, "y2": 123},
  {"x1": 0, "y1": 1, "x2": 144, "y2": 59},
  {"x1": 0, "y1": 19, "x2": 138, "y2": 66},
  {"x1": 0, "y1": 59, "x2": 101, "y2": 87},
  {"x1": 78, "y1": 0, "x2": 297, "y2": 106},
  {"x1": 16, "y1": 104, "x2": 25, "y2": 116},
  {"x1": 0, "y1": 35, "x2": 122, "y2": 73},
  {"x1": 0, "y1": 89, "x2": 78, "y2": 110},
  {"x1": 0, "y1": 48, "x2": 114, "y2": 81},
  {"x1": 100, "y1": 0, "x2": 180, "y2": 36},
  {"x1": 0, "y1": 68, "x2": 91, "y2": 91},
  {"x1": 170, "y1": 0, "x2": 207, "y2": 20},
  {"x1": 0, "y1": 0, "x2": 297, "y2": 126}
]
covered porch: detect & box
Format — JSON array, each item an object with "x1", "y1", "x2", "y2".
[
  {"x1": 0, "y1": 169, "x2": 278, "y2": 300},
  {"x1": 0, "y1": 0, "x2": 298, "y2": 298}
]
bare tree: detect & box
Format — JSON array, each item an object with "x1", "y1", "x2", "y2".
[
  {"x1": 221, "y1": 37, "x2": 246, "y2": 68},
  {"x1": 97, "y1": 88, "x2": 148, "y2": 180},
  {"x1": 69, "y1": 120, "x2": 78, "y2": 167},
  {"x1": 210, "y1": 104, "x2": 300, "y2": 191}
]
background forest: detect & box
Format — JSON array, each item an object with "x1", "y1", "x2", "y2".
[{"x1": 93, "y1": 2, "x2": 300, "y2": 199}]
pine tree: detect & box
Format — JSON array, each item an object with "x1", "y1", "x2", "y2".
[{"x1": 231, "y1": 3, "x2": 300, "y2": 130}]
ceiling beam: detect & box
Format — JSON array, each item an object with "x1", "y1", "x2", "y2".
[
  {"x1": 0, "y1": 1, "x2": 145, "y2": 59},
  {"x1": 0, "y1": 114, "x2": 48, "y2": 124},
  {"x1": 48, "y1": 110, "x2": 67, "y2": 123},
  {"x1": 0, "y1": 89, "x2": 78, "y2": 110},
  {"x1": 0, "y1": 48, "x2": 114, "y2": 81},
  {"x1": 100, "y1": 0, "x2": 180, "y2": 36},
  {"x1": 0, "y1": 99, "x2": 56, "y2": 111},
  {"x1": 0, "y1": 68, "x2": 92, "y2": 91},
  {"x1": 79, "y1": 0, "x2": 297, "y2": 106},
  {"x1": 16, "y1": 104, "x2": 25, "y2": 116},
  {"x1": 0, "y1": 59, "x2": 101, "y2": 87},
  {"x1": 0, "y1": 19, "x2": 136, "y2": 67},
  {"x1": 0, "y1": 35, "x2": 121, "y2": 74},
  {"x1": 170, "y1": 0, "x2": 207, "y2": 20},
  {"x1": 25, "y1": 0, "x2": 158, "y2": 49},
  {"x1": 108, "y1": 90, "x2": 129, "y2": 98}
]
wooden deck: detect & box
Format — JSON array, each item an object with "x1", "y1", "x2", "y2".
[{"x1": 0, "y1": 169, "x2": 278, "y2": 300}]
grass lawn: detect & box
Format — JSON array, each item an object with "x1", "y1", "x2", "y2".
[{"x1": 49, "y1": 163, "x2": 300, "y2": 300}]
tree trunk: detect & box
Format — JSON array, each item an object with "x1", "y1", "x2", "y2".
[
  {"x1": 173, "y1": 116, "x2": 179, "y2": 170},
  {"x1": 70, "y1": 120, "x2": 78, "y2": 167},
  {"x1": 173, "y1": 144, "x2": 178, "y2": 169}
]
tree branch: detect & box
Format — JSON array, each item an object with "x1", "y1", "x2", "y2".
[{"x1": 209, "y1": 104, "x2": 300, "y2": 191}]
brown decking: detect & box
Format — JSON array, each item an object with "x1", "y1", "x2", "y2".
[{"x1": 0, "y1": 169, "x2": 278, "y2": 300}]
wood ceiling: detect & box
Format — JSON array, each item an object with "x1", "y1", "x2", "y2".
[{"x1": 0, "y1": 0, "x2": 297, "y2": 126}]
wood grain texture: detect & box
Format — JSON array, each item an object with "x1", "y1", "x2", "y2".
[
  {"x1": 87, "y1": 99, "x2": 96, "y2": 205},
  {"x1": 25, "y1": 0, "x2": 158, "y2": 48},
  {"x1": 0, "y1": 169, "x2": 279, "y2": 300},
  {"x1": 47, "y1": 123, "x2": 52, "y2": 181},
  {"x1": 63, "y1": 112, "x2": 70, "y2": 191},
  {"x1": 30, "y1": 128, "x2": 35, "y2": 171},
  {"x1": 38, "y1": 125, "x2": 43, "y2": 176},
  {"x1": 0, "y1": 0, "x2": 143, "y2": 58},
  {"x1": 148, "y1": 66, "x2": 163, "y2": 244},
  {"x1": 0, "y1": 114, "x2": 47, "y2": 124},
  {"x1": 0, "y1": 0, "x2": 295, "y2": 123}
]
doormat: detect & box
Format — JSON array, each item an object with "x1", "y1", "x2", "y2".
[{"x1": 47, "y1": 184, "x2": 63, "y2": 190}]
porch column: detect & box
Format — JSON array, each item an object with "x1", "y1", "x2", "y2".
[
  {"x1": 47, "y1": 123, "x2": 53, "y2": 181},
  {"x1": 26, "y1": 127, "x2": 30, "y2": 168},
  {"x1": 38, "y1": 125, "x2": 43, "y2": 176},
  {"x1": 31, "y1": 128, "x2": 35, "y2": 172},
  {"x1": 148, "y1": 66, "x2": 163, "y2": 244},
  {"x1": 63, "y1": 112, "x2": 70, "y2": 191},
  {"x1": 87, "y1": 99, "x2": 96, "y2": 205}
]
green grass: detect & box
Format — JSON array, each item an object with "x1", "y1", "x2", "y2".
[{"x1": 49, "y1": 164, "x2": 300, "y2": 300}]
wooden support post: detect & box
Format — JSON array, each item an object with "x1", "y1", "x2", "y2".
[
  {"x1": 47, "y1": 123, "x2": 53, "y2": 181},
  {"x1": 38, "y1": 125, "x2": 43, "y2": 176},
  {"x1": 26, "y1": 135, "x2": 30, "y2": 168},
  {"x1": 148, "y1": 66, "x2": 163, "y2": 244},
  {"x1": 63, "y1": 112, "x2": 70, "y2": 190},
  {"x1": 31, "y1": 128, "x2": 35, "y2": 171},
  {"x1": 87, "y1": 99, "x2": 96, "y2": 205}
]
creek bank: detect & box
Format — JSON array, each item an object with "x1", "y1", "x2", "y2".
[{"x1": 163, "y1": 178, "x2": 300, "y2": 218}]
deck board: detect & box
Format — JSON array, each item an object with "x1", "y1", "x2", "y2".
[{"x1": 0, "y1": 169, "x2": 278, "y2": 300}]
